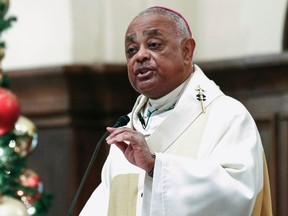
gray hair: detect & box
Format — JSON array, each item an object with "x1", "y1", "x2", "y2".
[{"x1": 136, "y1": 7, "x2": 192, "y2": 40}]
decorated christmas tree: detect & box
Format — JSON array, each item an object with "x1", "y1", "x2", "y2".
[{"x1": 0, "y1": 0, "x2": 52, "y2": 215}]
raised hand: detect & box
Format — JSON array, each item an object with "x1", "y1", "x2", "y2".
[{"x1": 106, "y1": 127, "x2": 155, "y2": 172}]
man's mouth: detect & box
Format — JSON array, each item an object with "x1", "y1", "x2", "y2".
[{"x1": 136, "y1": 68, "x2": 154, "y2": 78}]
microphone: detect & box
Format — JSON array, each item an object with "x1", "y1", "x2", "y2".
[
  {"x1": 112, "y1": 115, "x2": 130, "y2": 128},
  {"x1": 68, "y1": 115, "x2": 130, "y2": 216}
]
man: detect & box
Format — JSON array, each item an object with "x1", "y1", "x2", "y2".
[{"x1": 80, "y1": 6, "x2": 272, "y2": 216}]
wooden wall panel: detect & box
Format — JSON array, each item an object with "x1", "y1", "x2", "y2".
[{"x1": 275, "y1": 113, "x2": 288, "y2": 216}]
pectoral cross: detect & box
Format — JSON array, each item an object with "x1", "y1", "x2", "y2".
[{"x1": 195, "y1": 85, "x2": 206, "y2": 113}]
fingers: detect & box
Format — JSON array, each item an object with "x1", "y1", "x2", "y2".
[
  {"x1": 106, "y1": 127, "x2": 134, "y2": 145},
  {"x1": 105, "y1": 127, "x2": 154, "y2": 171},
  {"x1": 105, "y1": 126, "x2": 146, "y2": 152}
]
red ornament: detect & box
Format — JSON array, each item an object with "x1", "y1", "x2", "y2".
[
  {"x1": 17, "y1": 169, "x2": 43, "y2": 206},
  {"x1": 0, "y1": 87, "x2": 21, "y2": 135},
  {"x1": 19, "y1": 169, "x2": 41, "y2": 189}
]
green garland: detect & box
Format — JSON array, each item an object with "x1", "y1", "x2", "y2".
[
  {"x1": 0, "y1": 0, "x2": 16, "y2": 48},
  {"x1": 0, "y1": 15, "x2": 16, "y2": 48},
  {"x1": 0, "y1": 73, "x2": 10, "y2": 88}
]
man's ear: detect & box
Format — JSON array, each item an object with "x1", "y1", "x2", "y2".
[{"x1": 181, "y1": 38, "x2": 196, "y2": 66}]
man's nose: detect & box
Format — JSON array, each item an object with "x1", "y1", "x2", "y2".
[{"x1": 136, "y1": 46, "x2": 150, "y2": 63}]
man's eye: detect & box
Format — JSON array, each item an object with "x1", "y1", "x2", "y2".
[
  {"x1": 149, "y1": 42, "x2": 160, "y2": 49},
  {"x1": 127, "y1": 47, "x2": 138, "y2": 55}
]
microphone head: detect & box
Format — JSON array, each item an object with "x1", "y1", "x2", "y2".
[{"x1": 114, "y1": 115, "x2": 130, "y2": 127}]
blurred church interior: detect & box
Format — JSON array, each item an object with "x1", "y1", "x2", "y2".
[{"x1": 3, "y1": 1, "x2": 288, "y2": 215}]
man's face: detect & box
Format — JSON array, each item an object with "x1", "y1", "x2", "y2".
[{"x1": 125, "y1": 14, "x2": 193, "y2": 99}]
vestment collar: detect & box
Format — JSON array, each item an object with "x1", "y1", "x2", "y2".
[{"x1": 129, "y1": 65, "x2": 224, "y2": 153}]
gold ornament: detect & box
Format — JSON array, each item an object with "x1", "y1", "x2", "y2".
[
  {"x1": 13, "y1": 116, "x2": 38, "y2": 157},
  {"x1": 0, "y1": 46, "x2": 5, "y2": 61},
  {"x1": 0, "y1": 0, "x2": 9, "y2": 17},
  {"x1": 0, "y1": 195, "x2": 28, "y2": 216}
]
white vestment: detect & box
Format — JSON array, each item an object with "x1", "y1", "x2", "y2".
[{"x1": 80, "y1": 65, "x2": 272, "y2": 216}]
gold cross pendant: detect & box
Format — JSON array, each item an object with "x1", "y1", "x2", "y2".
[{"x1": 195, "y1": 85, "x2": 206, "y2": 113}]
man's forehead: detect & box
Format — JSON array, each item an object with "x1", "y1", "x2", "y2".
[{"x1": 125, "y1": 15, "x2": 173, "y2": 41}]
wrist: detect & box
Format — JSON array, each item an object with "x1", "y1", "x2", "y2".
[{"x1": 147, "y1": 154, "x2": 156, "y2": 177}]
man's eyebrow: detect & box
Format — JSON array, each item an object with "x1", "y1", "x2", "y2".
[
  {"x1": 125, "y1": 28, "x2": 163, "y2": 43},
  {"x1": 126, "y1": 33, "x2": 136, "y2": 43}
]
